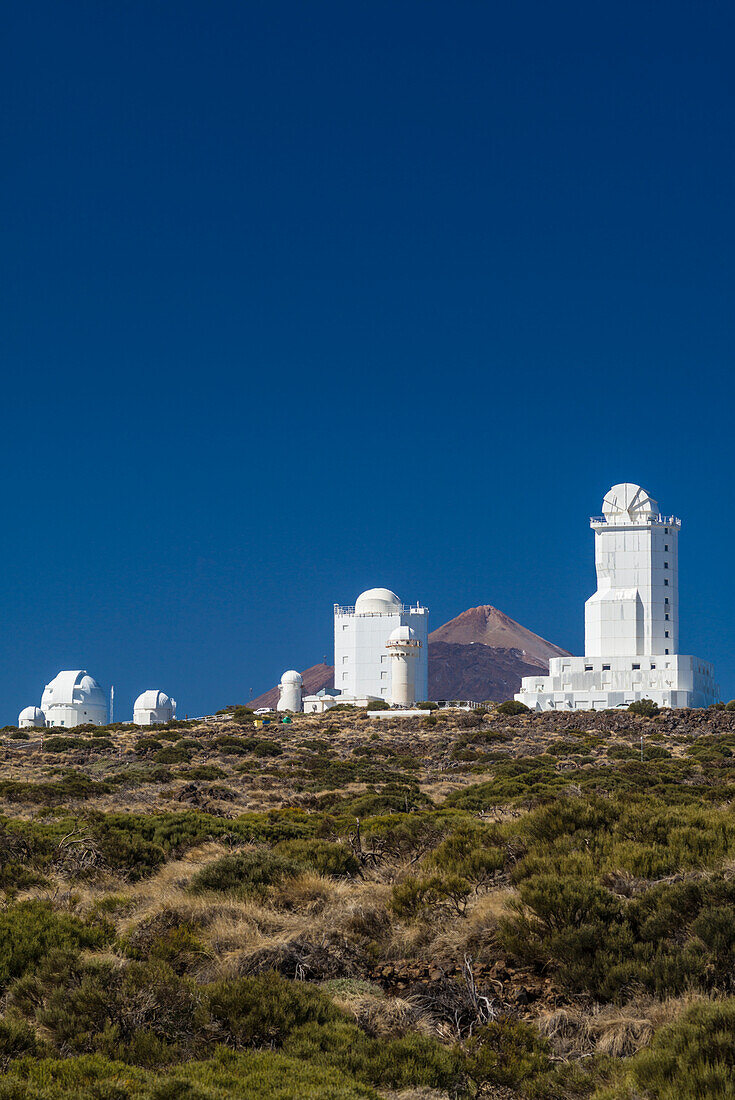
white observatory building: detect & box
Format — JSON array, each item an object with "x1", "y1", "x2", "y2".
[
  {"x1": 386, "y1": 625, "x2": 422, "y2": 706},
  {"x1": 41, "y1": 670, "x2": 108, "y2": 727},
  {"x1": 277, "y1": 670, "x2": 303, "y2": 712},
  {"x1": 516, "y1": 483, "x2": 719, "y2": 711},
  {"x1": 133, "y1": 690, "x2": 176, "y2": 725},
  {"x1": 18, "y1": 706, "x2": 45, "y2": 729},
  {"x1": 333, "y1": 588, "x2": 429, "y2": 702}
]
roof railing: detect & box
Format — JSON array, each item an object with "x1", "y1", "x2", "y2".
[
  {"x1": 334, "y1": 604, "x2": 428, "y2": 615},
  {"x1": 590, "y1": 514, "x2": 681, "y2": 527}
]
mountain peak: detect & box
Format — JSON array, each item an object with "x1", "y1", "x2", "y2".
[{"x1": 429, "y1": 605, "x2": 569, "y2": 668}]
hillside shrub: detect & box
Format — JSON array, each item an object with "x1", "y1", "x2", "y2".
[
  {"x1": 188, "y1": 850, "x2": 301, "y2": 899},
  {"x1": 0, "y1": 902, "x2": 112, "y2": 990},
  {"x1": 496, "y1": 700, "x2": 529, "y2": 716},
  {"x1": 628, "y1": 698, "x2": 659, "y2": 717},
  {"x1": 275, "y1": 839, "x2": 360, "y2": 878}
]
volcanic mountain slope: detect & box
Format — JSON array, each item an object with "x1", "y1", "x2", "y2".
[
  {"x1": 429, "y1": 605, "x2": 569, "y2": 666},
  {"x1": 250, "y1": 606, "x2": 568, "y2": 707}
]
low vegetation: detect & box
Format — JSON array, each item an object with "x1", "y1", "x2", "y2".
[{"x1": 0, "y1": 705, "x2": 731, "y2": 1096}]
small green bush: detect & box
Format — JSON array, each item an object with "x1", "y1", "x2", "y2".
[
  {"x1": 496, "y1": 700, "x2": 530, "y2": 716},
  {"x1": 275, "y1": 839, "x2": 360, "y2": 878},
  {"x1": 188, "y1": 849, "x2": 301, "y2": 898},
  {"x1": 628, "y1": 698, "x2": 659, "y2": 717}
]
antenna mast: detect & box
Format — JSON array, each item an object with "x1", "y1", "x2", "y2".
[{"x1": 110, "y1": 685, "x2": 114, "y2": 724}]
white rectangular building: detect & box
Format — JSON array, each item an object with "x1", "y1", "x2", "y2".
[{"x1": 334, "y1": 587, "x2": 429, "y2": 701}]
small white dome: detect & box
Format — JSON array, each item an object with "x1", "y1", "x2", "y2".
[
  {"x1": 18, "y1": 706, "x2": 45, "y2": 726},
  {"x1": 134, "y1": 690, "x2": 174, "y2": 711},
  {"x1": 281, "y1": 670, "x2": 303, "y2": 685},
  {"x1": 387, "y1": 625, "x2": 417, "y2": 643},
  {"x1": 355, "y1": 588, "x2": 401, "y2": 614}
]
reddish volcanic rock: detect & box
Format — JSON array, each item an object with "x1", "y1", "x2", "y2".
[{"x1": 429, "y1": 605, "x2": 570, "y2": 667}]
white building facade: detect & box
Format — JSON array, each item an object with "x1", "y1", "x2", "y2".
[
  {"x1": 334, "y1": 588, "x2": 429, "y2": 702},
  {"x1": 386, "y1": 625, "x2": 422, "y2": 706},
  {"x1": 516, "y1": 484, "x2": 719, "y2": 711},
  {"x1": 41, "y1": 670, "x2": 108, "y2": 727}
]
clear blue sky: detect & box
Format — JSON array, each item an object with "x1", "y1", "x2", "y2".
[{"x1": 2, "y1": 1, "x2": 734, "y2": 721}]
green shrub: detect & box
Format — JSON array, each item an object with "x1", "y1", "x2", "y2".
[
  {"x1": 496, "y1": 700, "x2": 529, "y2": 716},
  {"x1": 628, "y1": 698, "x2": 659, "y2": 717},
  {"x1": 275, "y1": 839, "x2": 360, "y2": 878},
  {"x1": 188, "y1": 849, "x2": 301, "y2": 898},
  {"x1": 624, "y1": 998, "x2": 735, "y2": 1099},
  {"x1": 0, "y1": 901, "x2": 112, "y2": 990}
]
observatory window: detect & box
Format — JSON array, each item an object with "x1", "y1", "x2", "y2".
[
  {"x1": 665, "y1": 597, "x2": 669, "y2": 604},
  {"x1": 342, "y1": 673, "x2": 348, "y2": 682},
  {"x1": 651, "y1": 663, "x2": 656, "y2": 669},
  {"x1": 664, "y1": 562, "x2": 669, "y2": 569},
  {"x1": 665, "y1": 613, "x2": 669, "y2": 620},
  {"x1": 342, "y1": 656, "x2": 348, "y2": 663},
  {"x1": 602, "y1": 664, "x2": 610, "y2": 671},
  {"x1": 664, "y1": 579, "x2": 669, "y2": 586},
  {"x1": 665, "y1": 631, "x2": 669, "y2": 638},
  {"x1": 664, "y1": 544, "x2": 669, "y2": 551},
  {"x1": 584, "y1": 665, "x2": 593, "y2": 672},
  {"x1": 381, "y1": 671, "x2": 387, "y2": 680},
  {"x1": 665, "y1": 649, "x2": 669, "y2": 655},
  {"x1": 665, "y1": 527, "x2": 669, "y2": 534},
  {"x1": 632, "y1": 664, "x2": 640, "y2": 670}
]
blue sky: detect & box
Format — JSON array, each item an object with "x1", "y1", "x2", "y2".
[{"x1": 2, "y1": 1, "x2": 734, "y2": 721}]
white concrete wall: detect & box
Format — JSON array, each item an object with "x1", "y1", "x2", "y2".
[
  {"x1": 277, "y1": 683, "x2": 302, "y2": 712},
  {"x1": 45, "y1": 703, "x2": 108, "y2": 727},
  {"x1": 516, "y1": 655, "x2": 719, "y2": 710},
  {"x1": 585, "y1": 519, "x2": 679, "y2": 658},
  {"x1": 334, "y1": 607, "x2": 428, "y2": 700}
]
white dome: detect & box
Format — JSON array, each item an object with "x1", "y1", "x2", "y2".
[
  {"x1": 280, "y1": 670, "x2": 303, "y2": 685},
  {"x1": 355, "y1": 588, "x2": 402, "y2": 614},
  {"x1": 18, "y1": 706, "x2": 45, "y2": 727},
  {"x1": 602, "y1": 484, "x2": 658, "y2": 522},
  {"x1": 387, "y1": 625, "x2": 417, "y2": 644},
  {"x1": 41, "y1": 670, "x2": 106, "y2": 710},
  {"x1": 134, "y1": 690, "x2": 174, "y2": 711}
]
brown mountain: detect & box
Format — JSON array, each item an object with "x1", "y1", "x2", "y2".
[
  {"x1": 428, "y1": 641, "x2": 549, "y2": 702},
  {"x1": 250, "y1": 607, "x2": 569, "y2": 708},
  {"x1": 430, "y1": 605, "x2": 569, "y2": 668}
]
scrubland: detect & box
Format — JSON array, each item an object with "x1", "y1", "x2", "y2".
[{"x1": 0, "y1": 702, "x2": 733, "y2": 1097}]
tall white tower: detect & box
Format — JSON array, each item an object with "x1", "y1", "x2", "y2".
[
  {"x1": 515, "y1": 483, "x2": 719, "y2": 711},
  {"x1": 386, "y1": 626, "x2": 421, "y2": 706},
  {"x1": 585, "y1": 483, "x2": 678, "y2": 658},
  {"x1": 277, "y1": 670, "x2": 303, "y2": 712}
]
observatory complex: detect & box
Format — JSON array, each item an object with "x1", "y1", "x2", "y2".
[
  {"x1": 275, "y1": 587, "x2": 429, "y2": 713},
  {"x1": 18, "y1": 672, "x2": 177, "y2": 727},
  {"x1": 516, "y1": 483, "x2": 719, "y2": 711}
]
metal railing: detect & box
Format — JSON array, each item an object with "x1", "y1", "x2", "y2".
[
  {"x1": 334, "y1": 604, "x2": 428, "y2": 616},
  {"x1": 590, "y1": 514, "x2": 681, "y2": 526}
]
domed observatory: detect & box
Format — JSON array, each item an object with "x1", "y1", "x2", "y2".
[
  {"x1": 334, "y1": 587, "x2": 429, "y2": 701},
  {"x1": 18, "y1": 706, "x2": 45, "y2": 729},
  {"x1": 41, "y1": 670, "x2": 108, "y2": 727},
  {"x1": 386, "y1": 626, "x2": 422, "y2": 706},
  {"x1": 133, "y1": 690, "x2": 176, "y2": 725},
  {"x1": 516, "y1": 483, "x2": 719, "y2": 711},
  {"x1": 277, "y1": 670, "x2": 303, "y2": 712}
]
